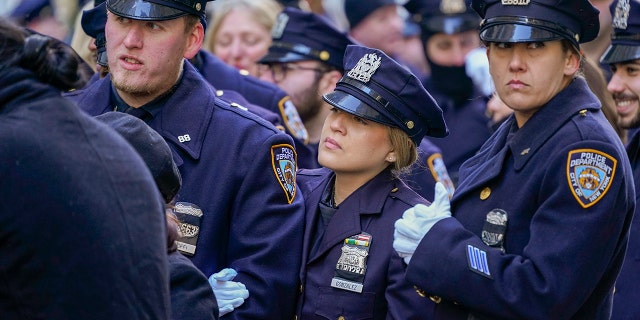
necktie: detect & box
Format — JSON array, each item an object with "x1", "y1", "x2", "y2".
[{"x1": 124, "y1": 106, "x2": 151, "y2": 122}]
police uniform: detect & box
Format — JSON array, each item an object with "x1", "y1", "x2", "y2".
[
  {"x1": 1, "y1": 59, "x2": 170, "y2": 317},
  {"x1": 414, "y1": 0, "x2": 493, "y2": 185},
  {"x1": 405, "y1": 0, "x2": 635, "y2": 318},
  {"x1": 296, "y1": 45, "x2": 448, "y2": 319},
  {"x1": 66, "y1": 1, "x2": 305, "y2": 319},
  {"x1": 600, "y1": 1, "x2": 640, "y2": 318}
]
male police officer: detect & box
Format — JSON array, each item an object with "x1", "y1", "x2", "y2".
[
  {"x1": 601, "y1": 0, "x2": 640, "y2": 318},
  {"x1": 65, "y1": 0, "x2": 305, "y2": 319}
]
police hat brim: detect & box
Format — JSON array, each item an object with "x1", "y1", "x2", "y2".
[
  {"x1": 107, "y1": 0, "x2": 187, "y2": 20},
  {"x1": 600, "y1": 44, "x2": 640, "y2": 65},
  {"x1": 258, "y1": 49, "x2": 309, "y2": 65},
  {"x1": 480, "y1": 23, "x2": 563, "y2": 43},
  {"x1": 323, "y1": 91, "x2": 396, "y2": 127}
]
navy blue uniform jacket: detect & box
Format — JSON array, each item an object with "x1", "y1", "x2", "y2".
[
  {"x1": 65, "y1": 61, "x2": 305, "y2": 320},
  {"x1": 296, "y1": 168, "x2": 434, "y2": 319},
  {"x1": 0, "y1": 67, "x2": 170, "y2": 318},
  {"x1": 611, "y1": 130, "x2": 640, "y2": 320},
  {"x1": 406, "y1": 77, "x2": 635, "y2": 319}
]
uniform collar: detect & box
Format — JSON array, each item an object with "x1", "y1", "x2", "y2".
[{"x1": 508, "y1": 77, "x2": 600, "y2": 171}]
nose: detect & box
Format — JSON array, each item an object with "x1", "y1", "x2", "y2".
[
  {"x1": 122, "y1": 25, "x2": 143, "y2": 49},
  {"x1": 507, "y1": 45, "x2": 526, "y2": 73},
  {"x1": 328, "y1": 110, "x2": 347, "y2": 134},
  {"x1": 607, "y1": 71, "x2": 625, "y2": 94},
  {"x1": 88, "y1": 38, "x2": 97, "y2": 51}
]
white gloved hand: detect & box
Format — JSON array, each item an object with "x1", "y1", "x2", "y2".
[
  {"x1": 393, "y1": 182, "x2": 452, "y2": 265},
  {"x1": 208, "y1": 268, "x2": 249, "y2": 317},
  {"x1": 465, "y1": 47, "x2": 494, "y2": 97}
]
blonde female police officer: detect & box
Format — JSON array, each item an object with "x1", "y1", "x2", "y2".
[
  {"x1": 295, "y1": 44, "x2": 448, "y2": 319},
  {"x1": 393, "y1": 0, "x2": 636, "y2": 319}
]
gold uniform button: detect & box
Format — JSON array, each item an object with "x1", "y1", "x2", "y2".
[
  {"x1": 338, "y1": 316, "x2": 345, "y2": 320},
  {"x1": 391, "y1": 187, "x2": 399, "y2": 193},
  {"x1": 480, "y1": 187, "x2": 491, "y2": 200},
  {"x1": 429, "y1": 295, "x2": 442, "y2": 304},
  {"x1": 299, "y1": 284, "x2": 303, "y2": 294},
  {"x1": 413, "y1": 285, "x2": 426, "y2": 298}
]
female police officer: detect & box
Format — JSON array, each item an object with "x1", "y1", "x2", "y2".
[
  {"x1": 295, "y1": 44, "x2": 448, "y2": 319},
  {"x1": 393, "y1": 0, "x2": 636, "y2": 319}
]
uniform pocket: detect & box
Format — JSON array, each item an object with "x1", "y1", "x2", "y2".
[{"x1": 314, "y1": 286, "x2": 375, "y2": 320}]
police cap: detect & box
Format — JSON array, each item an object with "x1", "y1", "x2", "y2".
[
  {"x1": 106, "y1": 0, "x2": 210, "y2": 21},
  {"x1": 601, "y1": 0, "x2": 640, "y2": 64},
  {"x1": 81, "y1": 2, "x2": 108, "y2": 67},
  {"x1": 413, "y1": 0, "x2": 480, "y2": 36},
  {"x1": 259, "y1": 7, "x2": 354, "y2": 71},
  {"x1": 472, "y1": 0, "x2": 599, "y2": 49},
  {"x1": 95, "y1": 112, "x2": 181, "y2": 203},
  {"x1": 323, "y1": 45, "x2": 448, "y2": 146}
]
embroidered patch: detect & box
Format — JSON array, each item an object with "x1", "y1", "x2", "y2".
[
  {"x1": 427, "y1": 153, "x2": 455, "y2": 198},
  {"x1": 566, "y1": 149, "x2": 617, "y2": 208},
  {"x1": 278, "y1": 97, "x2": 309, "y2": 143},
  {"x1": 467, "y1": 245, "x2": 492, "y2": 278},
  {"x1": 272, "y1": 144, "x2": 297, "y2": 204}
]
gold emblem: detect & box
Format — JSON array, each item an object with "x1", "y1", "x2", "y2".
[
  {"x1": 347, "y1": 53, "x2": 381, "y2": 83},
  {"x1": 613, "y1": 0, "x2": 630, "y2": 29},
  {"x1": 480, "y1": 187, "x2": 491, "y2": 200},
  {"x1": 319, "y1": 51, "x2": 330, "y2": 61},
  {"x1": 406, "y1": 120, "x2": 414, "y2": 129}
]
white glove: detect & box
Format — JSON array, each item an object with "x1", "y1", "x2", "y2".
[
  {"x1": 208, "y1": 268, "x2": 249, "y2": 317},
  {"x1": 465, "y1": 47, "x2": 494, "y2": 97},
  {"x1": 393, "y1": 182, "x2": 452, "y2": 264}
]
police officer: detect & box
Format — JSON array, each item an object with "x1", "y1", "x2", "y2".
[
  {"x1": 64, "y1": 0, "x2": 305, "y2": 319},
  {"x1": 296, "y1": 44, "x2": 448, "y2": 319},
  {"x1": 601, "y1": 1, "x2": 640, "y2": 318},
  {"x1": 413, "y1": 0, "x2": 493, "y2": 185},
  {"x1": 393, "y1": 0, "x2": 636, "y2": 318},
  {"x1": 0, "y1": 18, "x2": 170, "y2": 318}
]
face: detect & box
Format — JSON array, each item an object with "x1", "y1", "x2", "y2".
[
  {"x1": 212, "y1": 8, "x2": 272, "y2": 76},
  {"x1": 105, "y1": 12, "x2": 202, "y2": 106},
  {"x1": 259, "y1": 61, "x2": 326, "y2": 121},
  {"x1": 487, "y1": 40, "x2": 578, "y2": 126},
  {"x1": 349, "y1": 5, "x2": 404, "y2": 57},
  {"x1": 318, "y1": 107, "x2": 394, "y2": 180},
  {"x1": 607, "y1": 60, "x2": 640, "y2": 129},
  {"x1": 426, "y1": 30, "x2": 480, "y2": 67}
]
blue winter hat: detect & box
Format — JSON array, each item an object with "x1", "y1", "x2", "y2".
[
  {"x1": 601, "y1": 0, "x2": 640, "y2": 64},
  {"x1": 323, "y1": 45, "x2": 448, "y2": 146},
  {"x1": 259, "y1": 7, "x2": 354, "y2": 70}
]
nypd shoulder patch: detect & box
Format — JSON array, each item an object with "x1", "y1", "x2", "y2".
[
  {"x1": 427, "y1": 153, "x2": 455, "y2": 198},
  {"x1": 272, "y1": 144, "x2": 297, "y2": 204},
  {"x1": 278, "y1": 97, "x2": 309, "y2": 143},
  {"x1": 566, "y1": 149, "x2": 617, "y2": 208}
]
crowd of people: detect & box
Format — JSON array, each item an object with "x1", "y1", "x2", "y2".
[{"x1": 1, "y1": 0, "x2": 640, "y2": 319}]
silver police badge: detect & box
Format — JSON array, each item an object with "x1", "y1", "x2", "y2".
[
  {"x1": 173, "y1": 202, "x2": 204, "y2": 256},
  {"x1": 331, "y1": 233, "x2": 371, "y2": 293},
  {"x1": 347, "y1": 53, "x2": 381, "y2": 83},
  {"x1": 481, "y1": 209, "x2": 508, "y2": 252}
]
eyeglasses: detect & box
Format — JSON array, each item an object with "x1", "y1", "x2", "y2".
[{"x1": 260, "y1": 63, "x2": 327, "y2": 83}]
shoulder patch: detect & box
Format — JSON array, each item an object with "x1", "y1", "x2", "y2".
[
  {"x1": 427, "y1": 153, "x2": 455, "y2": 198},
  {"x1": 278, "y1": 97, "x2": 309, "y2": 143},
  {"x1": 272, "y1": 144, "x2": 297, "y2": 204},
  {"x1": 566, "y1": 149, "x2": 617, "y2": 208}
]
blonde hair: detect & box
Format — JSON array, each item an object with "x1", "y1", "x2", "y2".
[
  {"x1": 388, "y1": 126, "x2": 418, "y2": 177},
  {"x1": 204, "y1": 0, "x2": 282, "y2": 53}
]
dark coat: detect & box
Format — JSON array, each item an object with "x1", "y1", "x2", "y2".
[
  {"x1": 65, "y1": 61, "x2": 305, "y2": 320},
  {"x1": 407, "y1": 77, "x2": 635, "y2": 319},
  {"x1": 296, "y1": 168, "x2": 435, "y2": 319},
  {"x1": 0, "y1": 67, "x2": 170, "y2": 319},
  {"x1": 169, "y1": 251, "x2": 218, "y2": 320}
]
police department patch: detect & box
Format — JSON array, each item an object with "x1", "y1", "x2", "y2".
[
  {"x1": 427, "y1": 153, "x2": 455, "y2": 198},
  {"x1": 278, "y1": 97, "x2": 309, "y2": 143},
  {"x1": 566, "y1": 149, "x2": 617, "y2": 208},
  {"x1": 272, "y1": 144, "x2": 297, "y2": 204}
]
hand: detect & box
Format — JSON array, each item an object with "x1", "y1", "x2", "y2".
[
  {"x1": 208, "y1": 268, "x2": 249, "y2": 317},
  {"x1": 393, "y1": 182, "x2": 451, "y2": 264},
  {"x1": 465, "y1": 47, "x2": 494, "y2": 97}
]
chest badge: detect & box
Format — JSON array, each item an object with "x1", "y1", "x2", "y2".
[
  {"x1": 173, "y1": 202, "x2": 204, "y2": 256},
  {"x1": 331, "y1": 232, "x2": 372, "y2": 293}
]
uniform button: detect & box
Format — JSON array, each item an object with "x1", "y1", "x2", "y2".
[
  {"x1": 480, "y1": 187, "x2": 491, "y2": 200},
  {"x1": 391, "y1": 187, "x2": 399, "y2": 193},
  {"x1": 413, "y1": 285, "x2": 426, "y2": 297},
  {"x1": 299, "y1": 284, "x2": 303, "y2": 294},
  {"x1": 338, "y1": 316, "x2": 345, "y2": 320},
  {"x1": 429, "y1": 295, "x2": 442, "y2": 304}
]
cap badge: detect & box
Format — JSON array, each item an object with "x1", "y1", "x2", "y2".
[
  {"x1": 441, "y1": 0, "x2": 467, "y2": 14},
  {"x1": 195, "y1": 2, "x2": 201, "y2": 11},
  {"x1": 347, "y1": 53, "x2": 381, "y2": 83},
  {"x1": 501, "y1": 0, "x2": 530, "y2": 5},
  {"x1": 613, "y1": 0, "x2": 630, "y2": 29},
  {"x1": 272, "y1": 13, "x2": 289, "y2": 39}
]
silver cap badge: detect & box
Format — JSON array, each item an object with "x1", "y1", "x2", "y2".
[{"x1": 347, "y1": 53, "x2": 381, "y2": 83}]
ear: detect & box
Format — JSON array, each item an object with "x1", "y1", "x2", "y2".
[
  {"x1": 564, "y1": 49, "x2": 580, "y2": 76},
  {"x1": 184, "y1": 22, "x2": 204, "y2": 60},
  {"x1": 385, "y1": 150, "x2": 397, "y2": 163},
  {"x1": 318, "y1": 69, "x2": 343, "y2": 96}
]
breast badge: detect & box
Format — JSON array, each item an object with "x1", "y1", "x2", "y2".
[
  {"x1": 567, "y1": 149, "x2": 617, "y2": 208},
  {"x1": 331, "y1": 233, "x2": 372, "y2": 293},
  {"x1": 173, "y1": 202, "x2": 204, "y2": 256},
  {"x1": 272, "y1": 144, "x2": 297, "y2": 204}
]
